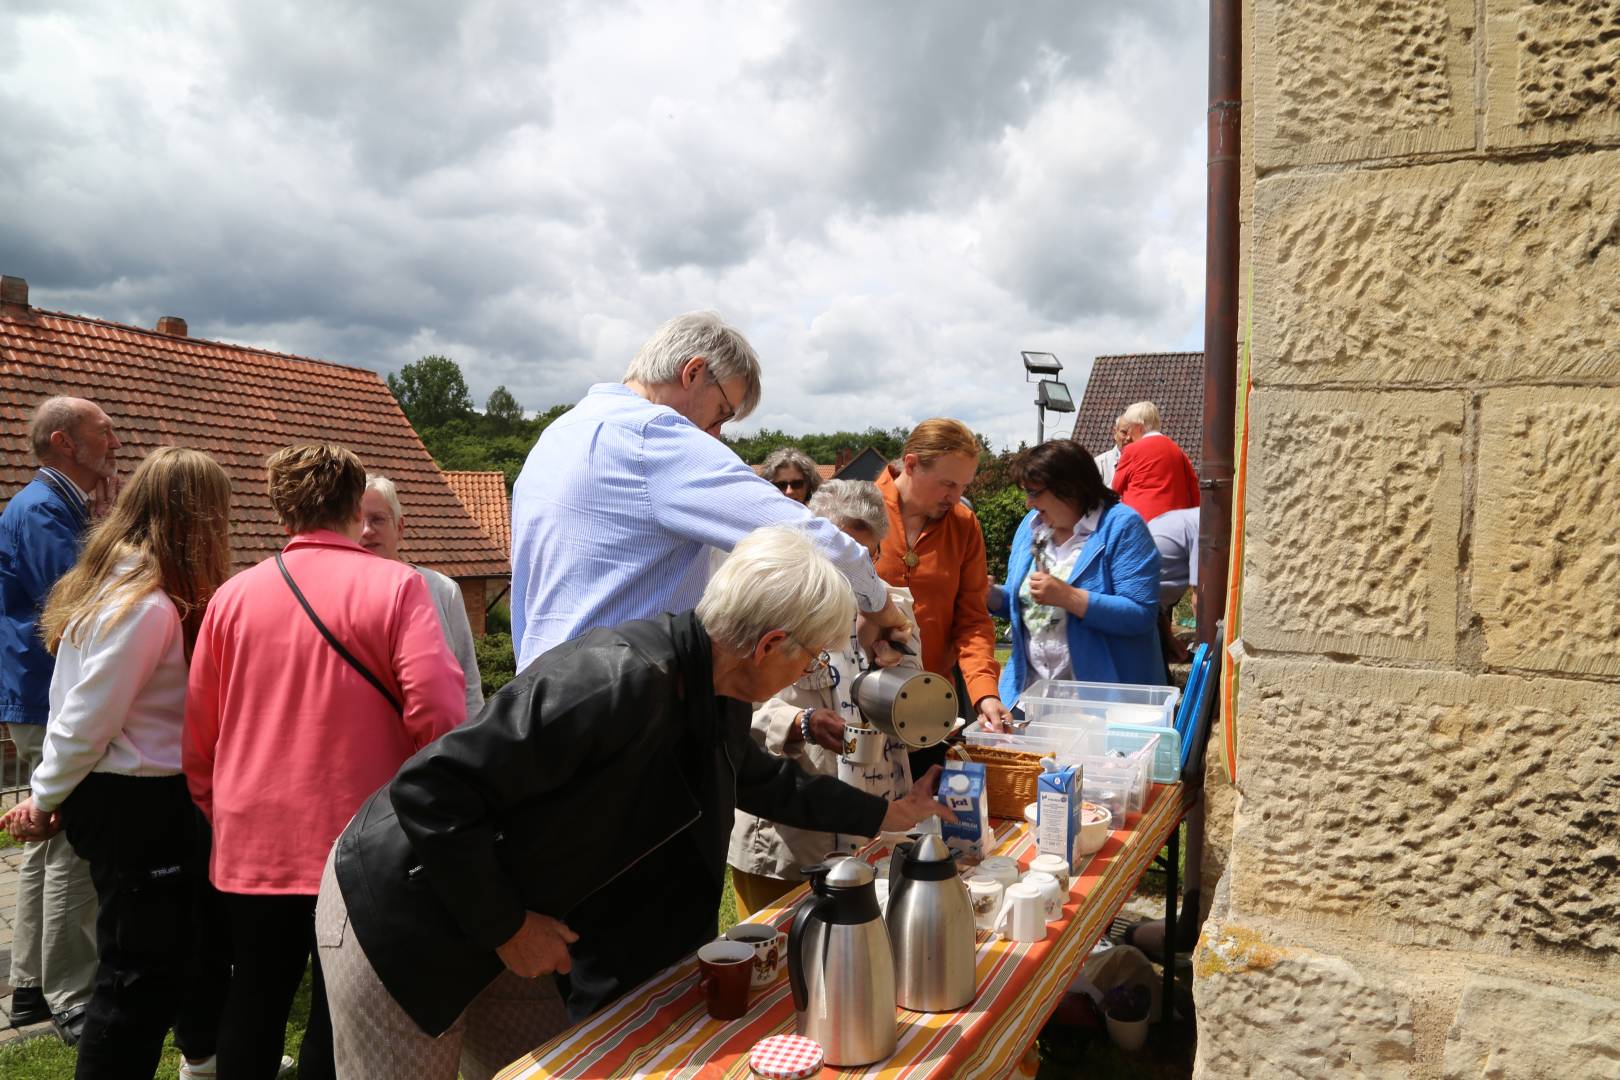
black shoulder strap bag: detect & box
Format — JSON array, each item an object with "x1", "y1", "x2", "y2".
[{"x1": 276, "y1": 553, "x2": 402, "y2": 715}]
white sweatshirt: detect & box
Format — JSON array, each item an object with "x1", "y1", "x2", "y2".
[{"x1": 31, "y1": 572, "x2": 188, "y2": 812}]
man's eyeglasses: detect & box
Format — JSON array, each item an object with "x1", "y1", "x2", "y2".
[
  {"x1": 709, "y1": 374, "x2": 737, "y2": 427},
  {"x1": 772, "y1": 477, "x2": 808, "y2": 493}
]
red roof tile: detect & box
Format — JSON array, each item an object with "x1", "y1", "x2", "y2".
[
  {"x1": 1, "y1": 302, "x2": 509, "y2": 579},
  {"x1": 1073, "y1": 352, "x2": 1205, "y2": 473},
  {"x1": 441, "y1": 471, "x2": 511, "y2": 558}
]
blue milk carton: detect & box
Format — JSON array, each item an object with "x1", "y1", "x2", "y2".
[
  {"x1": 1037, "y1": 762, "x2": 1083, "y2": 869},
  {"x1": 939, "y1": 759, "x2": 990, "y2": 862}
]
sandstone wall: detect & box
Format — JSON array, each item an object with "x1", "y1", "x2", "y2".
[{"x1": 1198, "y1": 2, "x2": 1620, "y2": 1075}]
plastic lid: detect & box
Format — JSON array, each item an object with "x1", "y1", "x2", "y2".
[
  {"x1": 947, "y1": 773, "x2": 971, "y2": 793},
  {"x1": 750, "y1": 1033, "x2": 824, "y2": 1078}
]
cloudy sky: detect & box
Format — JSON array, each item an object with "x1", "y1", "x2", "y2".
[{"x1": 1, "y1": 0, "x2": 1207, "y2": 451}]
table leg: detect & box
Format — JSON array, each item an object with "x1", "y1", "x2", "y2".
[{"x1": 1161, "y1": 823, "x2": 1179, "y2": 1052}]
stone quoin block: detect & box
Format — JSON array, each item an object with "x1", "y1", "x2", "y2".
[
  {"x1": 1444, "y1": 974, "x2": 1620, "y2": 1079},
  {"x1": 1485, "y1": 0, "x2": 1620, "y2": 150},
  {"x1": 1252, "y1": 0, "x2": 1476, "y2": 168},
  {"x1": 1474, "y1": 388, "x2": 1620, "y2": 678},
  {"x1": 1242, "y1": 389, "x2": 1463, "y2": 662},
  {"x1": 1192, "y1": 918, "x2": 1415, "y2": 1079},
  {"x1": 1252, "y1": 153, "x2": 1620, "y2": 386},
  {"x1": 1229, "y1": 660, "x2": 1620, "y2": 961}
]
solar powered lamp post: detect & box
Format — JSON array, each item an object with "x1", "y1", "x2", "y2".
[{"x1": 1021, "y1": 351, "x2": 1074, "y2": 443}]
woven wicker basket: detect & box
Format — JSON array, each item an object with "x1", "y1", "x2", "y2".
[{"x1": 951, "y1": 744, "x2": 1047, "y2": 821}]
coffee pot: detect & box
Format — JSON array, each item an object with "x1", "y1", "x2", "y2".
[
  {"x1": 849, "y1": 667, "x2": 957, "y2": 749},
  {"x1": 885, "y1": 834, "x2": 977, "y2": 1012},
  {"x1": 788, "y1": 859, "x2": 896, "y2": 1067}
]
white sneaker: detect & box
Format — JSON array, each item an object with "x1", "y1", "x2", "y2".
[{"x1": 178, "y1": 1054, "x2": 295, "y2": 1078}]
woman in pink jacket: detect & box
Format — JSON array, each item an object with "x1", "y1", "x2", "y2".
[{"x1": 184, "y1": 443, "x2": 465, "y2": 1080}]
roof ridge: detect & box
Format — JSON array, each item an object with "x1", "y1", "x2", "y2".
[{"x1": 4, "y1": 306, "x2": 384, "y2": 377}]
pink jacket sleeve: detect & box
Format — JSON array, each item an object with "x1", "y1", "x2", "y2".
[{"x1": 391, "y1": 570, "x2": 467, "y2": 747}]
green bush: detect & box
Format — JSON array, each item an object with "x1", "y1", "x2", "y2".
[
  {"x1": 974, "y1": 483, "x2": 1030, "y2": 584},
  {"x1": 476, "y1": 631, "x2": 518, "y2": 697}
]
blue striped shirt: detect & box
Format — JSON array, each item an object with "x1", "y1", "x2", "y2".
[{"x1": 510, "y1": 383, "x2": 887, "y2": 669}]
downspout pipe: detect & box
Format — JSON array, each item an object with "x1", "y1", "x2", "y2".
[{"x1": 1199, "y1": 0, "x2": 1241, "y2": 647}]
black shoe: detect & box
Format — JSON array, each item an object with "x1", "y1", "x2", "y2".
[
  {"x1": 52, "y1": 1005, "x2": 88, "y2": 1046},
  {"x1": 7, "y1": 987, "x2": 51, "y2": 1027}
]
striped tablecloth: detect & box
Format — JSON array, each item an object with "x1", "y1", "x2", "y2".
[{"x1": 497, "y1": 783, "x2": 1186, "y2": 1080}]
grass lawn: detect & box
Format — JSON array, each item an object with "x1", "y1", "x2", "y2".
[{"x1": 0, "y1": 970, "x2": 312, "y2": 1080}]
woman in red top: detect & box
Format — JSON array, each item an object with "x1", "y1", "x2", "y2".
[
  {"x1": 1110, "y1": 400, "x2": 1200, "y2": 522},
  {"x1": 184, "y1": 443, "x2": 464, "y2": 1080}
]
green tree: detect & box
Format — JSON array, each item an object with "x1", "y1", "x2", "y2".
[
  {"x1": 486, "y1": 385, "x2": 524, "y2": 427},
  {"x1": 388, "y1": 355, "x2": 476, "y2": 428}
]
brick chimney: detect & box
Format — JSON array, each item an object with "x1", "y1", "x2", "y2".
[
  {"x1": 155, "y1": 315, "x2": 188, "y2": 337},
  {"x1": 834, "y1": 447, "x2": 854, "y2": 473},
  {"x1": 1, "y1": 275, "x2": 28, "y2": 309}
]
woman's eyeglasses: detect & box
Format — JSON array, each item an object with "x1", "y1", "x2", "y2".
[{"x1": 772, "y1": 477, "x2": 808, "y2": 493}]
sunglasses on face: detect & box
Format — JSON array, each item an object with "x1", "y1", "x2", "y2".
[{"x1": 772, "y1": 477, "x2": 808, "y2": 492}]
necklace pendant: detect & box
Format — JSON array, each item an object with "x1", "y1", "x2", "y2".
[{"x1": 903, "y1": 549, "x2": 919, "y2": 569}]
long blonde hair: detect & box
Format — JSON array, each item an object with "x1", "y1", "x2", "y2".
[{"x1": 42, "y1": 446, "x2": 233, "y2": 657}]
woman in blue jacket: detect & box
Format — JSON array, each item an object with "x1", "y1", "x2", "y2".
[{"x1": 995, "y1": 440, "x2": 1163, "y2": 708}]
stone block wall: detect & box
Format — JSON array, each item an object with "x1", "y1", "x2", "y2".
[{"x1": 1197, "y1": 2, "x2": 1620, "y2": 1076}]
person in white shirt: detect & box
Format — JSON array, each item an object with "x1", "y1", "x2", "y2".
[
  {"x1": 358, "y1": 475, "x2": 484, "y2": 721},
  {"x1": 509, "y1": 311, "x2": 909, "y2": 669},
  {"x1": 1093, "y1": 412, "x2": 1130, "y2": 488},
  {"x1": 1, "y1": 447, "x2": 236, "y2": 1079}
]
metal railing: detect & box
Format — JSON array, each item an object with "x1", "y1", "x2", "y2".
[{"x1": 1, "y1": 724, "x2": 29, "y2": 809}]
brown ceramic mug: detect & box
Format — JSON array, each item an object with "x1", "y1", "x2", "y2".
[{"x1": 696, "y1": 940, "x2": 754, "y2": 1021}]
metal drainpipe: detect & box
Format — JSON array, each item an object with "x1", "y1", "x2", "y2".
[{"x1": 1198, "y1": 0, "x2": 1241, "y2": 647}]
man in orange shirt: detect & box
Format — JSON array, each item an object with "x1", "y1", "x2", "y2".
[
  {"x1": 874, "y1": 420, "x2": 1012, "y2": 770},
  {"x1": 1111, "y1": 400, "x2": 1200, "y2": 523}
]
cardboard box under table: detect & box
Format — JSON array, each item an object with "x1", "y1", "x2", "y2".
[{"x1": 494, "y1": 782, "x2": 1187, "y2": 1080}]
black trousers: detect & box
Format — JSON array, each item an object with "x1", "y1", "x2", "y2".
[
  {"x1": 59, "y1": 773, "x2": 229, "y2": 1080},
  {"x1": 217, "y1": 892, "x2": 334, "y2": 1080}
]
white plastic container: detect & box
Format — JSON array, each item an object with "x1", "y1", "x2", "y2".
[{"x1": 1017, "y1": 680, "x2": 1178, "y2": 758}]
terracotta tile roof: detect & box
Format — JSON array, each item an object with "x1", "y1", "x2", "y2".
[
  {"x1": 0, "y1": 302, "x2": 509, "y2": 579},
  {"x1": 441, "y1": 471, "x2": 511, "y2": 558},
  {"x1": 1073, "y1": 352, "x2": 1205, "y2": 473}
]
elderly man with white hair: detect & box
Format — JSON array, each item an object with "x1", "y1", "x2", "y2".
[
  {"x1": 510, "y1": 311, "x2": 908, "y2": 671},
  {"x1": 359, "y1": 474, "x2": 484, "y2": 721},
  {"x1": 314, "y1": 527, "x2": 955, "y2": 1080}
]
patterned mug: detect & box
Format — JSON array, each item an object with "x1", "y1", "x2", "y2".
[{"x1": 725, "y1": 923, "x2": 789, "y2": 989}]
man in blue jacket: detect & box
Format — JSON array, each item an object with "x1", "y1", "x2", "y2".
[{"x1": 1, "y1": 396, "x2": 118, "y2": 1040}]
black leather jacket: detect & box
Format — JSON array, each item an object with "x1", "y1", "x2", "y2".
[{"x1": 333, "y1": 611, "x2": 887, "y2": 1036}]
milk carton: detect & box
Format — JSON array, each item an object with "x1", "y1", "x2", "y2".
[
  {"x1": 1036, "y1": 762, "x2": 1083, "y2": 869},
  {"x1": 939, "y1": 760, "x2": 990, "y2": 863}
]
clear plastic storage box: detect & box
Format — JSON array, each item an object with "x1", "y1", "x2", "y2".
[
  {"x1": 1017, "y1": 679, "x2": 1179, "y2": 744},
  {"x1": 1104, "y1": 725, "x2": 1181, "y2": 783}
]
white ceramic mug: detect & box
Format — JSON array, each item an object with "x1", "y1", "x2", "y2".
[
  {"x1": 996, "y1": 883, "x2": 1046, "y2": 943},
  {"x1": 1022, "y1": 871, "x2": 1066, "y2": 922},
  {"x1": 966, "y1": 876, "x2": 1004, "y2": 932},
  {"x1": 724, "y1": 923, "x2": 789, "y2": 989},
  {"x1": 1029, "y1": 853, "x2": 1071, "y2": 891},
  {"x1": 841, "y1": 723, "x2": 884, "y2": 765},
  {"x1": 977, "y1": 856, "x2": 1020, "y2": 889}
]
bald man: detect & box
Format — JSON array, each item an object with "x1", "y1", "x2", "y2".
[{"x1": 1, "y1": 396, "x2": 118, "y2": 1041}]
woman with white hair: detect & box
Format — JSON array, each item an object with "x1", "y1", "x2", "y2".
[
  {"x1": 313, "y1": 526, "x2": 955, "y2": 1080},
  {"x1": 759, "y1": 446, "x2": 822, "y2": 504},
  {"x1": 727, "y1": 482, "x2": 920, "y2": 916}
]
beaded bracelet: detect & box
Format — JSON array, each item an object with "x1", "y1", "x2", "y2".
[{"x1": 799, "y1": 707, "x2": 815, "y2": 746}]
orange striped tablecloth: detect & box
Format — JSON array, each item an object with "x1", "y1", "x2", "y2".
[{"x1": 496, "y1": 783, "x2": 1186, "y2": 1080}]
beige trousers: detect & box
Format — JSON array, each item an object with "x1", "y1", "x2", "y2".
[
  {"x1": 314, "y1": 852, "x2": 569, "y2": 1080},
  {"x1": 6, "y1": 724, "x2": 98, "y2": 1016}
]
